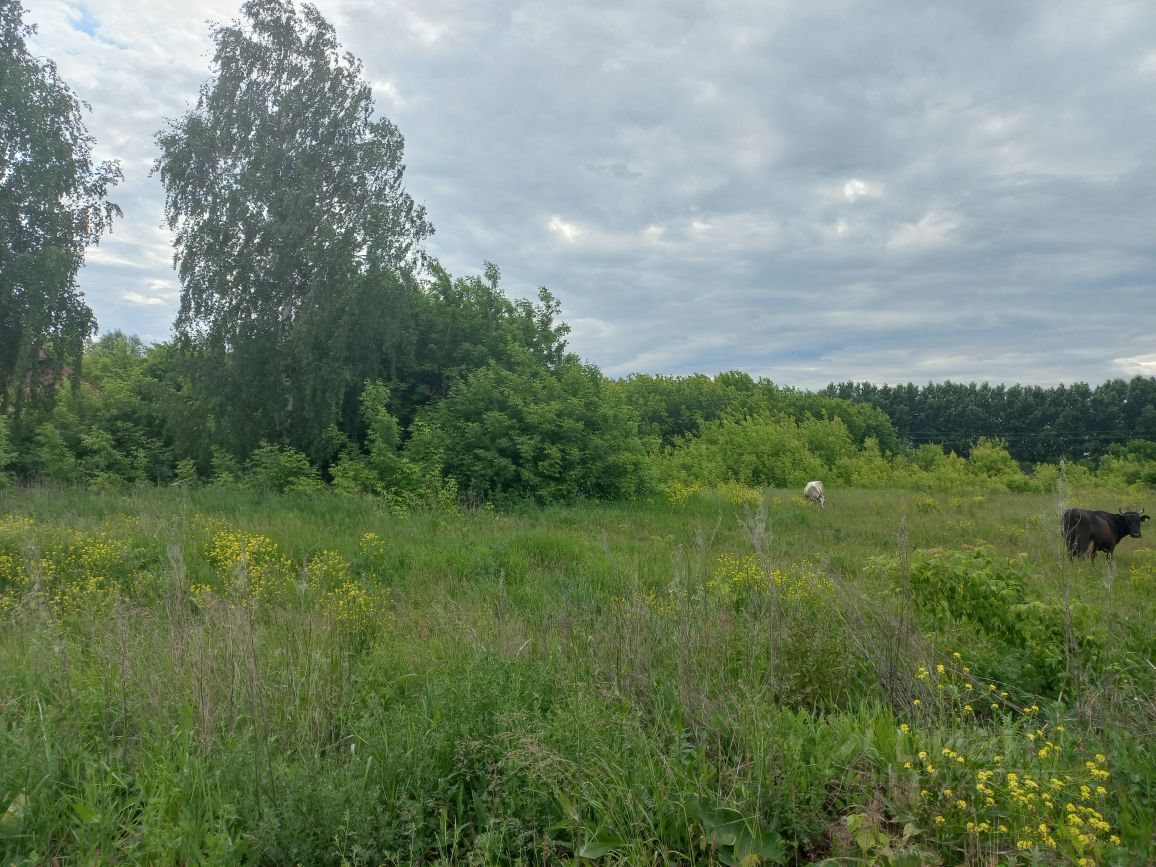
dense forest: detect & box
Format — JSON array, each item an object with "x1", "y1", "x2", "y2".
[
  {"x1": 825, "y1": 379, "x2": 1156, "y2": 463},
  {"x1": 3, "y1": 0, "x2": 1154, "y2": 503}
]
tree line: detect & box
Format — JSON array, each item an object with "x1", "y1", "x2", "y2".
[
  {"x1": 823, "y1": 379, "x2": 1156, "y2": 464},
  {"x1": 2, "y1": 0, "x2": 1154, "y2": 502}
]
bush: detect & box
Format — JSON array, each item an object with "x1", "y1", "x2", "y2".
[
  {"x1": 246, "y1": 443, "x2": 324, "y2": 494},
  {"x1": 868, "y1": 546, "x2": 1103, "y2": 693},
  {"x1": 0, "y1": 415, "x2": 12, "y2": 487},
  {"x1": 409, "y1": 358, "x2": 647, "y2": 504},
  {"x1": 31, "y1": 423, "x2": 79, "y2": 483}
]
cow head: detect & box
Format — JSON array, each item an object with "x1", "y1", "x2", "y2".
[{"x1": 1121, "y1": 511, "x2": 1148, "y2": 538}]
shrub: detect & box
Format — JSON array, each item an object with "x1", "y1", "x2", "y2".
[
  {"x1": 869, "y1": 546, "x2": 1103, "y2": 693},
  {"x1": 409, "y1": 358, "x2": 647, "y2": 504},
  {"x1": 0, "y1": 415, "x2": 13, "y2": 487},
  {"x1": 246, "y1": 443, "x2": 324, "y2": 494}
]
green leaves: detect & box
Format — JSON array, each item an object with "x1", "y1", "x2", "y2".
[
  {"x1": 410, "y1": 358, "x2": 646, "y2": 504},
  {"x1": 684, "y1": 795, "x2": 788, "y2": 866},
  {"x1": 873, "y1": 545, "x2": 1106, "y2": 693},
  {"x1": 0, "y1": 0, "x2": 121, "y2": 419},
  {"x1": 155, "y1": 0, "x2": 431, "y2": 458}
]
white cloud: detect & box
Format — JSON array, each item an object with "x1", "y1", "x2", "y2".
[
  {"x1": 15, "y1": 0, "x2": 1156, "y2": 388},
  {"x1": 820, "y1": 218, "x2": 850, "y2": 239},
  {"x1": 886, "y1": 211, "x2": 963, "y2": 251},
  {"x1": 401, "y1": 11, "x2": 447, "y2": 46},
  {"x1": 842, "y1": 178, "x2": 882, "y2": 202},
  {"x1": 643, "y1": 224, "x2": 666, "y2": 244},
  {"x1": 121, "y1": 291, "x2": 166, "y2": 306},
  {"x1": 372, "y1": 79, "x2": 406, "y2": 109},
  {"x1": 1113, "y1": 354, "x2": 1156, "y2": 377},
  {"x1": 547, "y1": 215, "x2": 581, "y2": 243}
]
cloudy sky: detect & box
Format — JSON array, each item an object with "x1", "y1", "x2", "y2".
[{"x1": 20, "y1": 0, "x2": 1156, "y2": 388}]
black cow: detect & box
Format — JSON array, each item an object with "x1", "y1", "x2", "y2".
[{"x1": 1062, "y1": 508, "x2": 1149, "y2": 562}]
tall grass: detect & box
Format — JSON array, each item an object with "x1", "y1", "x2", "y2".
[{"x1": 0, "y1": 484, "x2": 1153, "y2": 864}]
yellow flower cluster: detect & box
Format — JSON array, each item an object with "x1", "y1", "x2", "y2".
[
  {"x1": 0, "y1": 514, "x2": 36, "y2": 539},
  {"x1": 41, "y1": 531, "x2": 131, "y2": 583},
  {"x1": 1129, "y1": 548, "x2": 1156, "y2": 585},
  {"x1": 0, "y1": 550, "x2": 24, "y2": 585},
  {"x1": 305, "y1": 549, "x2": 351, "y2": 591},
  {"x1": 714, "y1": 481, "x2": 762, "y2": 505},
  {"x1": 900, "y1": 658, "x2": 1122, "y2": 863},
  {"x1": 359, "y1": 532, "x2": 387, "y2": 561},
  {"x1": 13, "y1": 531, "x2": 137, "y2": 617},
  {"x1": 1002, "y1": 521, "x2": 1027, "y2": 539},
  {"x1": 0, "y1": 551, "x2": 26, "y2": 613},
  {"x1": 0, "y1": 522, "x2": 141, "y2": 616},
  {"x1": 663, "y1": 480, "x2": 704, "y2": 507},
  {"x1": 323, "y1": 579, "x2": 392, "y2": 633},
  {"x1": 708, "y1": 554, "x2": 833, "y2": 604},
  {"x1": 189, "y1": 583, "x2": 215, "y2": 607},
  {"x1": 50, "y1": 573, "x2": 118, "y2": 616},
  {"x1": 609, "y1": 588, "x2": 685, "y2": 619},
  {"x1": 206, "y1": 530, "x2": 294, "y2": 601}
]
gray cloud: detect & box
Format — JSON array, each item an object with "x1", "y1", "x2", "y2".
[{"x1": 22, "y1": 0, "x2": 1156, "y2": 386}]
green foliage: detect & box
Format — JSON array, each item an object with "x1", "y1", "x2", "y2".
[
  {"x1": 174, "y1": 457, "x2": 199, "y2": 486},
  {"x1": 30, "y1": 422, "x2": 79, "y2": 482},
  {"x1": 968, "y1": 437, "x2": 1023, "y2": 483},
  {"x1": 616, "y1": 371, "x2": 900, "y2": 452},
  {"x1": 329, "y1": 381, "x2": 457, "y2": 511},
  {"x1": 658, "y1": 414, "x2": 826, "y2": 488},
  {"x1": 869, "y1": 545, "x2": 1104, "y2": 693},
  {"x1": 410, "y1": 357, "x2": 647, "y2": 504},
  {"x1": 684, "y1": 796, "x2": 787, "y2": 865},
  {"x1": 72, "y1": 332, "x2": 172, "y2": 481},
  {"x1": 0, "y1": 415, "x2": 12, "y2": 486},
  {"x1": 1098, "y1": 439, "x2": 1156, "y2": 488},
  {"x1": 402, "y1": 264, "x2": 573, "y2": 415},
  {"x1": 246, "y1": 442, "x2": 324, "y2": 493},
  {"x1": 827, "y1": 377, "x2": 1156, "y2": 463},
  {"x1": 155, "y1": 0, "x2": 432, "y2": 460},
  {"x1": 209, "y1": 444, "x2": 243, "y2": 487},
  {"x1": 656, "y1": 413, "x2": 900, "y2": 491},
  {"x1": 838, "y1": 435, "x2": 896, "y2": 488},
  {"x1": 0, "y1": 488, "x2": 1152, "y2": 863},
  {"x1": 0, "y1": 0, "x2": 121, "y2": 421}
]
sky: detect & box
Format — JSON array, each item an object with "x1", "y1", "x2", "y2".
[{"x1": 19, "y1": 0, "x2": 1156, "y2": 389}]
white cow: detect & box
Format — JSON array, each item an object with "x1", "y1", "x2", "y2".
[{"x1": 803, "y1": 480, "x2": 826, "y2": 508}]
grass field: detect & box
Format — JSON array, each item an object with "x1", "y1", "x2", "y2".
[{"x1": 0, "y1": 485, "x2": 1153, "y2": 864}]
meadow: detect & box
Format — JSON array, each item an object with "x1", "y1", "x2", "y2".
[{"x1": 0, "y1": 484, "x2": 1153, "y2": 865}]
